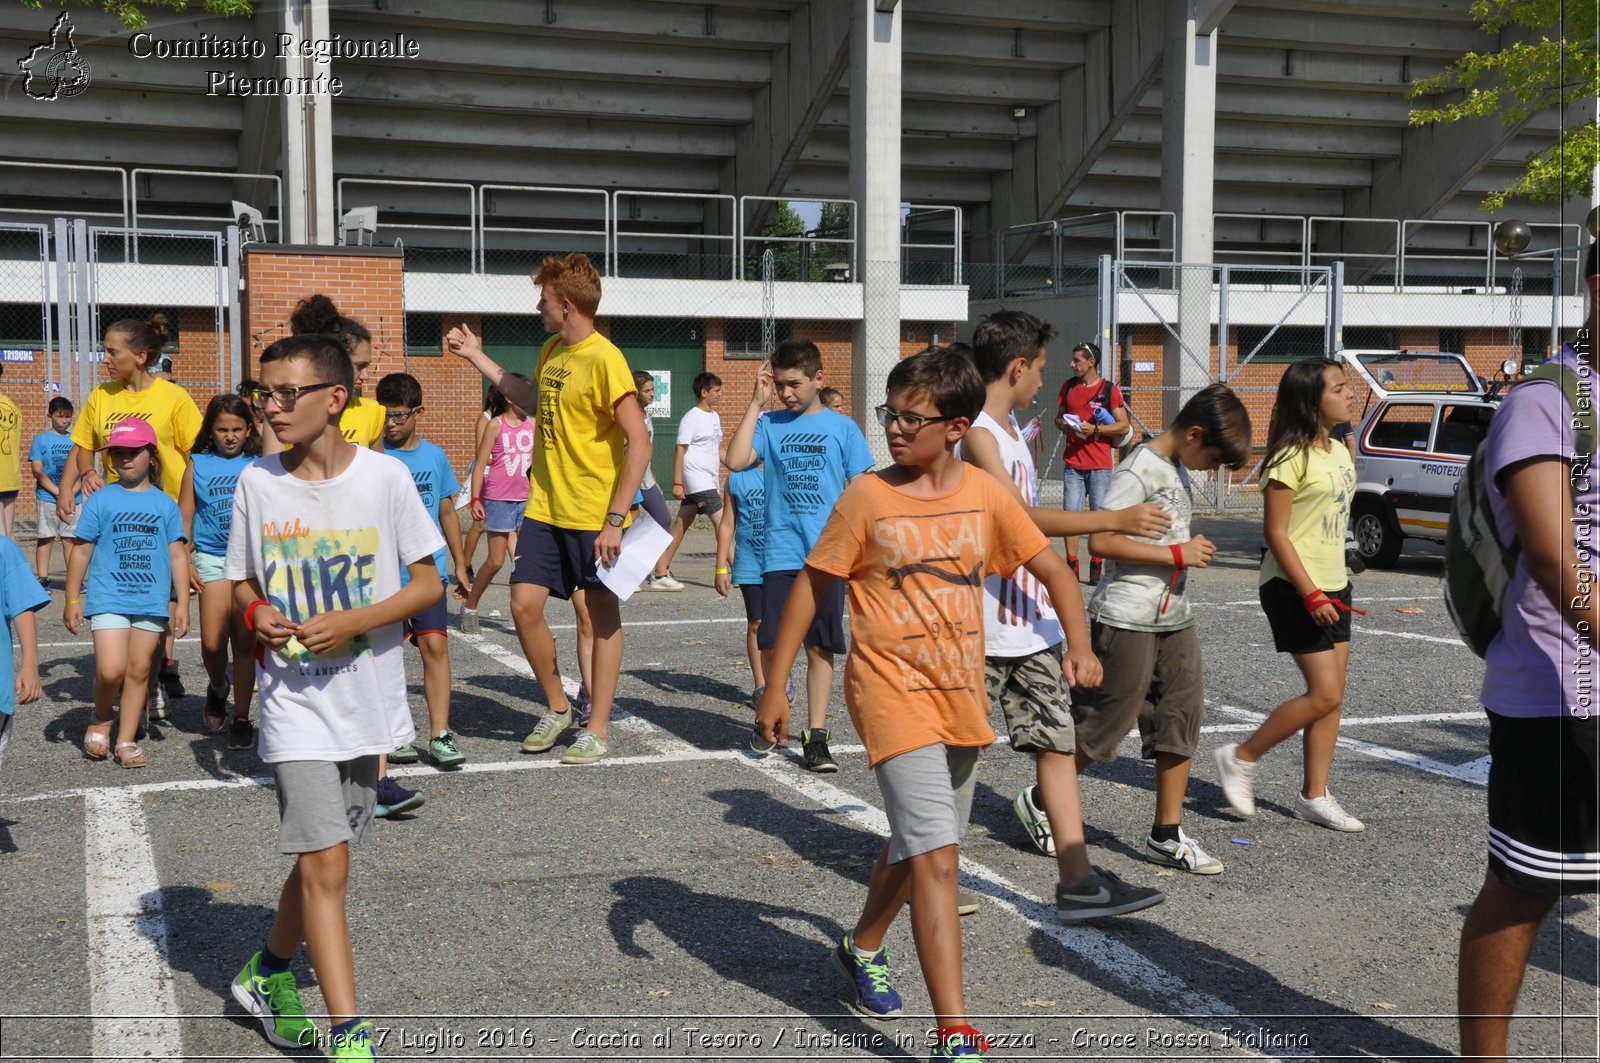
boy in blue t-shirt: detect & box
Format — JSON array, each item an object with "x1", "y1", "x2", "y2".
[
  {"x1": 714, "y1": 462, "x2": 770, "y2": 703},
  {"x1": 726, "y1": 337, "x2": 873, "y2": 772},
  {"x1": 0, "y1": 535, "x2": 47, "y2": 775},
  {"x1": 376, "y1": 373, "x2": 469, "y2": 801},
  {"x1": 28, "y1": 396, "x2": 78, "y2": 590}
]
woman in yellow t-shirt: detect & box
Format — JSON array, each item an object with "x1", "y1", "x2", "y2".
[
  {"x1": 59, "y1": 314, "x2": 202, "y2": 518},
  {"x1": 1214, "y1": 358, "x2": 1365, "y2": 833},
  {"x1": 258, "y1": 294, "x2": 384, "y2": 454}
]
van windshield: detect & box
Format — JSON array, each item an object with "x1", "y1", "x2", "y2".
[{"x1": 1356, "y1": 352, "x2": 1480, "y2": 395}]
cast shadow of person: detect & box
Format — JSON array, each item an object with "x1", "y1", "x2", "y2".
[
  {"x1": 708, "y1": 786, "x2": 878, "y2": 886},
  {"x1": 607, "y1": 876, "x2": 902, "y2": 1060},
  {"x1": 1453, "y1": 896, "x2": 1600, "y2": 985}
]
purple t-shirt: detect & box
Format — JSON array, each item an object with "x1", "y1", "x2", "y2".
[{"x1": 1480, "y1": 345, "x2": 1599, "y2": 718}]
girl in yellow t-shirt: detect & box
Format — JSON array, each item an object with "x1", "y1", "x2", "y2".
[
  {"x1": 58, "y1": 314, "x2": 202, "y2": 514},
  {"x1": 258, "y1": 294, "x2": 384, "y2": 455},
  {"x1": 1214, "y1": 358, "x2": 1365, "y2": 833}
]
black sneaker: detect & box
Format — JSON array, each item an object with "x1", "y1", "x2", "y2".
[
  {"x1": 228, "y1": 718, "x2": 254, "y2": 751},
  {"x1": 1055, "y1": 866, "x2": 1165, "y2": 922},
  {"x1": 801, "y1": 729, "x2": 838, "y2": 773},
  {"x1": 36, "y1": 575, "x2": 49, "y2": 592},
  {"x1": 203, "y1": 683, "x2": 228, "y2": 733},
  {"x1": 374, "y1": 776, "x2": 424, "y2": 819},
  {"x1": 160, "y1": 659, "x2": 184, "y2": 699}
]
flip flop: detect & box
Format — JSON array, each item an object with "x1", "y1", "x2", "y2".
[
  {"x1": 113, "y1": 741, "x2": 147, "y2": 768},
  {"x1": 82, "y1": 728, "x2": 111, "y2": 760}
]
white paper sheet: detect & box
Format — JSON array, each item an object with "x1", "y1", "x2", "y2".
[{"x1": 596, "y1": 513, "x2": 675, "y2": 601}]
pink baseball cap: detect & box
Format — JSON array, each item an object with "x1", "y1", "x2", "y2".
[{"x1": 100, "y1": 419, "x2": 158, "y2": 451}]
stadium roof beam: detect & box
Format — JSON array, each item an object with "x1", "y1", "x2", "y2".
[
  {"x1": 333, "y1": 0, "x2": 792, "y2": 50},
  {"x1": 1220, "y1": 7, "x2": 1486, "y2": 58},
  {"x1": 901, "y1": 20, "x2": 1085, "y2": 67},
  {"x1": 726, "y1": 0, "x2": 848, "y2": 205},
  {"x1": 337, "y1": 105, "x2": 739, "y2": 158},
  {"x1": 905, "y1": 0, "x2": 1111, "y2": 32},
  {"x1": 334, "y1": 68, "x2": 752, "y2": 124}
]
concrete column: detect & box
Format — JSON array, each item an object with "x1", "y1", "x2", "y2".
[
  {"x1": 281, "y1": 0, "x2": 335, "y2": 245},
  {"x1": 848, "y1": 0, "x2": 902, "y2": 459},
  {"x1": 1159, "y1": 0, "x2": 1218, "y2": 420}
]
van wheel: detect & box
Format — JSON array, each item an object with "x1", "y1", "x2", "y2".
[{"x1": 1352, "y1": 498, "x2": 1403, "y2": 568}]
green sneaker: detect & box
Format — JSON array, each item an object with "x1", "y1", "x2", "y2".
[
  {"x1": 559, "y1": 730, "x2": 609, "y2": 765},
  {"x1": 521, "y1": 708, "x2": 573, "y2": 754},
  {"x1": 388, "y1": 742, "x2": 420, "y2": 764},
  {"x1": 428, "y1": 729, "x2": 465, "y2": 768},
  {"x1": 330, "y1": 1020, "x2": 377, "y2": 1061},
  {"x1": 231, "y1": 952, "x2": 317, "y2": 1049}
]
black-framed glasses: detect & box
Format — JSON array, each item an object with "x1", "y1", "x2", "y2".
[
  {"x1": 874, "y1": 404, "x2": 953, "y2": 433},
  {"x1": 383, "y1": 406, "x2": 422, "y2": 424},
  {"x1": 247, "y1": 382, "x2": 338, "y2": 411}
]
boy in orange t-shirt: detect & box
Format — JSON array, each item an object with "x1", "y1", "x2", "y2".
[{"x1": 755, "y1": 348, "x2": 1099, "y2": 1062}]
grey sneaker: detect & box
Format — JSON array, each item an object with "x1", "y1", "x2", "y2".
[
  {"x1": 1214, "y1": 742, "x2": 1258, "y2": 817},
  {"x1": 521, "y1": 708, "x2": 573, "y2": 754},
  {"x1": 1056, "y1": 866, "x2": 1166, "y2": 923},
  {"x1": 388, "y1": 742, "x2": 420, "y2": 764},
  {"x1": 1293, "y1": 790, "x2": 1366, "y2": 833},
  {"x1": 460, "y1": 607, "x2": 480, "y2": 634},
  {"x1": 1013, "y1": 785, "x2": 1057, "y2": 857},
  {"x1": 1145, "y1": 829, "x2": 1225, "y2": 875},
  {"x1": 559, "y1": 730, "x2": 609, "y2": 765}
]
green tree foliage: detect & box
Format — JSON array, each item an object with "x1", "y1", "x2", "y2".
[
  {"x1": 1408, "y1": 1, "x2": 1598, "y2": 209},
  {"x1": 20, "y1": 0, "x2": 252, "y2": 31},
  {"x1": 758, "y1": 201, "x2": 806, "y2": 280}
]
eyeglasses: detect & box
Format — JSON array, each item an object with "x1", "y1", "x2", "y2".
[
  {"x1": 247, "y1": 382, "x2": 338, "y2": 411},
  {"x1": 383, "y1": 406, "x2": 421, "y2": 424},
  {"x1": 875, "y1": 404, "x2": 954, "y2": 433}
]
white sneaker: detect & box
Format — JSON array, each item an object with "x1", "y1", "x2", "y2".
[
  {"x1": 647, "y1": 573, "x2": 685, "y2": 591},
  {"x1": 1214, "y1": 743, "x2": 1257, "y2": 817},
  {"x1": 1012, "y1": 785, "x2": 1057, "y2": 857},
  {"x1": 148, "y1": 683, "x2": 167, "y2": 722},
  {"x1": 460, "y1": 607, "x2": 480, "y2": 634},
  {"x1": 1145, "y1": 829, "x2": 1225, "y2": 875},
  {"x1": 1293, "y1": 790, "x2": 1366, "y2": 833}
]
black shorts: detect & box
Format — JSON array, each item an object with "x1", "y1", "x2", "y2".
[
  {"x1": 682, "y1": 488, "x2": 723, "y2": 517},
  {"x1": 1486, "y1": 709, "x2": 1600, "y2": 895},
  {"x1": 510, "y1": 519, "x2": 604, "y2": 600},
  {"x1": 404, "y1": 595, "x2": 449, "y2": 641},
  {"x1": 1259, "y1": 577, "x2": 1352, "y2": 655},
  {"x1": 739, "y1": 583, "x2": 764, "y2": 624},
  {"x1": 756, "y1": 569, "x2": 846, "y2": 655}
]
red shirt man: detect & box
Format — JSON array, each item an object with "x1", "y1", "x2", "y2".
[{"x1": 1053, "y1": 341, "x2": 1130, "y2": 581}]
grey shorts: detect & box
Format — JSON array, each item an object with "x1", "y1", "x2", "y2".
[
  {"x1": 272, "y1": 756, "x2": 379, "y2": 855},
  {"x1": 1071, "y1": 622, "x2": 1205, "y2": 763},
  {"x1": 36, "y1": 503, "x2": 76, "y2": 540},
  {"x1": 682, "y1": 488, "x2": 723, "y2": 517},
  {"x1": 984, "y1": 645, "x2": 1075, "y2": 755},
  {"x1": 874, "y1": 743, "x2": 980, "y2": 864}
]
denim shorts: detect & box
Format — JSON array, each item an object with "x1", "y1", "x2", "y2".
[
  {"x1": 1062, "y1": 466, "x2": 1113, "y2": 513},
  {"x1": 90, "y1": 613, "x2": 167, "y2": 633},
  {"x1": 482, "y1": 498, "x2": 526, "y2": 534},
  {"x1": 192, "y1": 550, "x2": 227, "y2": 584}
]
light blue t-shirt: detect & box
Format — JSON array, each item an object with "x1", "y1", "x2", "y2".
[
  {"x1": 0, "y1": 536, "x2": 48, "y2": 716},
  {"x1": 73, "y1": 482, "x2": 186, "y2": 618},
  {"x1": 383, "y1": 439, "x2": 460, "y2": 578},
  {"x1": 190, "y1": 451, "x2": 252, "y2": 556},
  {"x1": 27, "y1": 430, "x2": 76, "y2": 504},
  {"x1": 750, "y1": 408, "x2": 874, "y2": 573},
  {"x1": 728, "y1": 464, "x2": 765, "y2": 586}
]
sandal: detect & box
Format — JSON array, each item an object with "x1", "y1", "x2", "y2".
[
  {"x1": 113, "y1": 741, "x2": 148, "y2": 768},
  {"x1": 82, "y1": 727, "x2": 111, "y2": 760}
]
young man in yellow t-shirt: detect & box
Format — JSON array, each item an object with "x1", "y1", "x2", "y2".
[
  {"x1": 445, "y1": 253, "x2": 651, "y2": 766},
  {"x1": 756, "y1": 349, "x2": 1100, "y2": 1061}
]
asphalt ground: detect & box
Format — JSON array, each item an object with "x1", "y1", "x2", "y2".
[{"x1": 1, "y1": 517, "x2": 1596, "y2": 1062}]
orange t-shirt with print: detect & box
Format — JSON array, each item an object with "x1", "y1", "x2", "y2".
[{"x1": 806, "y1": 466, "x2": 1051, "y2": 768}]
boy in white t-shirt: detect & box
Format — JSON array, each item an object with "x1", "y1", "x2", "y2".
[
  {"x1": 957, "y1": 311, "x2": 1169, "y2": 921},
  {"x1": 647, "y1": 371, "x2": 725, "y2": 591},
  {"x1": 226, "y1": 335, "x2": 445, "y2": 1062}
]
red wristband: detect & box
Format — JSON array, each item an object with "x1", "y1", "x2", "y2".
[
  {"x1": 243, "y1": 598, "x2": 269, "y2": 632},
  {"x1": 1169, "y1": 543, "x2": 1185, "y2": 570},
  {"x1": 1303, "y1": 590, "x2": 1331, "y2": 611}
]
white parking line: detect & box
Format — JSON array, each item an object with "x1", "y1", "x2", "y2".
[
  {"x1": 1351, "y1": 627, "x2": 1469, "y2": 646},
  {"x1": 83, "y1": 788, "x2": 182, "y2": 1060},
  {"x1": 1208, "y1": 704, "x2": 1488, "y2": 786}
]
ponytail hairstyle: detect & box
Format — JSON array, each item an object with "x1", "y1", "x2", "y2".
[
  {"x1": 1261, "y1": 358, "x2": 1338, "y2": 480},
  {"x1": 289, "y1": 293, "x2": 371, "y2": 357},
  {"x1": 106, "y1": 313, "x2": 170, "y2": 370},
  {"x1": 195, "y1": 392, "x2": 262, "y2": 457}
]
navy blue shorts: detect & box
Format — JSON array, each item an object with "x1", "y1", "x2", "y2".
[
  {"x1": 404, "y1": 595, "x2": 449, "y2": 640},
  {"x1": 739, "y1": 582, "x2": 764, "y2": 624},
  {"x1": 756, "y1": 569, "x2": 846, "y2": 655},
  {"x1": 510, "y1": 519, "x2": 604, "y2": 600}
]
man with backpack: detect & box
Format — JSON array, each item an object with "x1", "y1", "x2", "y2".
[
  {"x1": 1055, "y1": 340, "x2": 1130, "y2": 582},
  {"x1": 1457, "y1": 239, "x2": 1599, "y2": 1063}
]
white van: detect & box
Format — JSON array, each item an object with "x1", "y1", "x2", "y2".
[{"x1": 1339, "y1": 349, "x2": 1505, "y2": 568}]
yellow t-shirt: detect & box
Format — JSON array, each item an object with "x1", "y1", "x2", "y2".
[
  {"x1": 71, "y1": 378, "x2": 203, "y2": 500},
  {"x1": 339, "y1": 395, "x2": 385, "y2": 449},
  {"x1": 0, "y1": 393, "x2": 21, "y2": 493},
  {"x1": 1259, "y1": 440, "x2": 1356, "y2": 592},
  {"x1": 806, "y1": 468, "x2": 1050, "y2": 768},
  {"x1": 525, "y1": 332, "x2": 638, "y2": 531}
]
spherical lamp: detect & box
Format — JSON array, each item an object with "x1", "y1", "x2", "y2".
[{"x1": 1494, "y1": 219, "x2": 1532, "y2": 256}]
